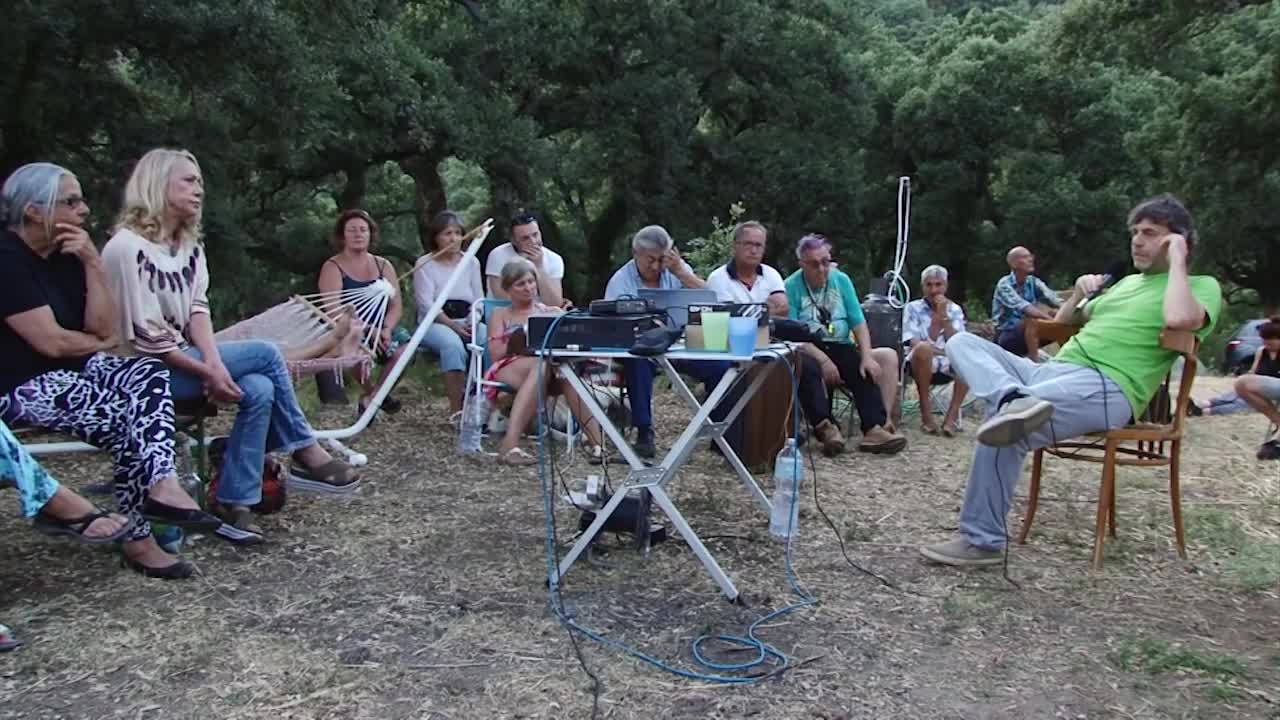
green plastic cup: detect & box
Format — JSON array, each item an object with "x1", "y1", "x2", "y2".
[{"x1": 702, "y1": 311, "x2": 730, "y2": 351}]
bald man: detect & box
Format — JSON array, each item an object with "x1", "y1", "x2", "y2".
[{"x1": 990, "y1": 246, "x2": 1061, "y2": 356}]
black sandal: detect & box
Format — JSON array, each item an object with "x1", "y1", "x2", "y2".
[
  {"x1": 140, "y1": 499, "x2": 223, "y2": 532},
  {"x1": 33, "y1": 508, "x2": 132, "y2": 545},
  {"x1": 121, "y1": 554, "x2": 194, "y2": 580}
]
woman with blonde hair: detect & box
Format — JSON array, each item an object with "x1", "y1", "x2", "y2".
[
  {"x1": 0, "y1": 161, "x2": 219, "y2": 579},
  {"x1": 486, "y1": 258, "x2": 604, "y2": 465},
  {"x1": 102, "y1": 149, "x2": 361, "y2": 541}
]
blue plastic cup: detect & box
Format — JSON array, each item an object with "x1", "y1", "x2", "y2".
[{"x1": 728, "y1": 317, "x2": 757, "y2": 357}]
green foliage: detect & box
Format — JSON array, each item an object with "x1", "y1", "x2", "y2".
[
  {"x1": 1111, "y1": 636, "x2": 1247, "y2": 679},
  {"x1": 684, "y1": 202, "x2": 747, "y2": 279},
  {"x1": 1, "y1": 0, "x2": 1275, "y2": 326}
]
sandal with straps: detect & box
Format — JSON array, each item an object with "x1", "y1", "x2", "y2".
[
  {"x1": 33, "y1": 507, "x2": 132, "y2": 545},
  {"x1": 498, "y1": 447, "x2": 537, "y2": 466},
  {"x1": 287, "y1": 459, "x2": 362, "y2": 495}
]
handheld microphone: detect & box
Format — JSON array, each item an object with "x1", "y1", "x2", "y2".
[{"x1": 1086, "y1": 261, "x2": 1129, "y2": 300}]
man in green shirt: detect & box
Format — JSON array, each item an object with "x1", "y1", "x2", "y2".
[
  {"x1": 785, "y1": 234, "x2": 906, "y2": 454},
  {"x1": 921, "y1": 195, "x2": 1222, "y2": 566}
]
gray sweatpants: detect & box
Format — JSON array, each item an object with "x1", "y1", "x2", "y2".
[{"x1": 944, "y1": 332, "x2": 1133, "y2": 549}]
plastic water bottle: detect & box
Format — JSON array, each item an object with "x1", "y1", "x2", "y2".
[
  {"x1": 769, "y1": 439, "x2": 802, "y2": 541},
  {"x1": 458, "y1": 390, "x2": 488, "y2": 455}
]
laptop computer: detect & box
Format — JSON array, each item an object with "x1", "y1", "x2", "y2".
[{"x1": 637, "y1": 288, "x2": 719, "y2": 329}]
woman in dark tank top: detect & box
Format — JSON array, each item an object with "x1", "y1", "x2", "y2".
[{"x1": 317, "y1": 210, "x2": 412, "y2": 416}]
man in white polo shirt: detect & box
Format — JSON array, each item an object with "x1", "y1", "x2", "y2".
[
  {"x1": 485, "y1": 211, "x2": 568, "y2": 307},
  {"x1": 705, "y1": 221, "x2": 846, "y2": 455},
  {"x1": 705, "y1": 221, "x2": 788, "y2": 312}
]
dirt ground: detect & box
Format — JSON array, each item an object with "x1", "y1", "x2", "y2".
[{"x1": 1, "y1": 373, "x2": 1277, "y2": 720}]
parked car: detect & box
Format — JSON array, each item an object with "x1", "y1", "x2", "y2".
[{"x1": 1223, "y1": 319, "x2": 1266, "y2": 375}]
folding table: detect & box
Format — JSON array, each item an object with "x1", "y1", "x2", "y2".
[{"x1": 537, "y1": 344, "x2": 794, "y2": 602}]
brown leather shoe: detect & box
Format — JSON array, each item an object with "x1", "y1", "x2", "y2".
[
  {"x1": 813, "y1": 419, "x2": 846, "y2": 456},
  {"x1": 857, "y1": 425, "x2": 907, "y2": 455}
]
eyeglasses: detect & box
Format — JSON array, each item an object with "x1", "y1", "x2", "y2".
[
  {"x1": 802, "y1": 257, "x2": 832, "y2": 268},
  {"x1": 736, "y1": 240, "x2": 765, "y2": 250},
  {"x1": 56, "y1": 196, "x2": 86, "y2": 208}
]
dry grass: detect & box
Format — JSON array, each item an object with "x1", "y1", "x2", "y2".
[{"x1": 2, "y1": 375, "x2": 1278, "y2": 720}]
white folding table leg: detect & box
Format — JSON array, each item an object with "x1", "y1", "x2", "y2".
[
  {"x1": 555, "y1": 486, "x2": 631, "y2": 585},
  {"x1": 650, "y1": 363, "x2": 742, "y2": 476},
  {"x1": 660, "y1": 358, "x2": 774, "y2": 513},
  {"x1": 648, "y1": 484, "x2": 740, "y2": 602}
]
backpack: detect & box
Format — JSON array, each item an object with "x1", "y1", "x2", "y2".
[{"x1": 204, "y1": 438, "x2": 288, "y2": 514}]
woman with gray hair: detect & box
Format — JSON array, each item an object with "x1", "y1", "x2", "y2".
[{"x1": 0, "y1": 162, "x2": 220, "y2": 579}]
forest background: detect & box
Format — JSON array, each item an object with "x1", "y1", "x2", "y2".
[{"x1": 4, "y1": 0, "x2": 1276, "y2": 367}]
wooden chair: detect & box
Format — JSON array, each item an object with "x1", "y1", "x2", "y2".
[{"x1": 1017, "y1": 319, "x2": 1199, "y2": 570}]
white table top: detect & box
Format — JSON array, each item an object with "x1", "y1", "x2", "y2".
[{"x1": 531, "y1": 342, "x2": 793, "y2": 362}]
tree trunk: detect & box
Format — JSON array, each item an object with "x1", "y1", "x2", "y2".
[
  {"x1": 399, "y1": 153, "x2": 448, "y2": 253},
  {"x1": 583, "y1": 194, "x2": 629, "y2": 301},
  {"x1": 337, "y1": 162, "x2": 368, "y2": 212}
]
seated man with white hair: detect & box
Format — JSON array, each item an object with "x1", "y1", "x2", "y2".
[
  {"x1": 706, "y1": 221, "x2": 846, "y2": 454},
  {"x1": 605, "y1": 225, "x2": 730, "y2": 459},
  {"x1": 902, "y1": 265, "x2": 969, "y2": 435}
]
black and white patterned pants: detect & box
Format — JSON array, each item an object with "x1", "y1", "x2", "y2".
[{"x1": 0, "y1": 354, "x2": 176, "y2": 541}]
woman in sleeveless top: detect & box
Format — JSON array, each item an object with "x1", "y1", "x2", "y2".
[
  {"x1": 317, "y1": 210, "x2": 411, "y2": 416},
  {"x1": 487, "y1": 258, "x2": 604, "y2": 465}
]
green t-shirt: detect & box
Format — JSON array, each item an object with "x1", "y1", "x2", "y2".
[
  {"x1": 1055, "y1": 273, "x2": 1222, "y2": 418},
  {"x1": 784, "y1": 268, "x2": 865, "y2": 344}
]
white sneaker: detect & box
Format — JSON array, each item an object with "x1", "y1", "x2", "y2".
[{"x1": 977, "y1": 394, "x2": 1053, "y2": 447}]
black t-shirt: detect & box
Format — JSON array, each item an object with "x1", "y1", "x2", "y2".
[
  {"x1": 0, "y1": 229, "x2": 91, "y2": 394},
  {"x1": 1259, "y1": 348, "x2": 1280, "y2": 378}
]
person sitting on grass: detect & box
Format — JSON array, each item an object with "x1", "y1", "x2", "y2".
[
  {"x1": 902, "y1": 264, "x2": 969, "y2": 436},
  {"x1": 1228, "y1": 317, "x2": 1280, "y2": 449},
  {"x1": 485, "y1": 258, "x2": 605, "y2": 466},
  {"x1": 0, "y1": 161, "x2": 220, "y2": 579},
  {"x1": 102, "y1": 148, "x2": 361, "y2": 545},
  {"x1": 1191, "y1": 322, "x2": 1279, "y2": 418},
  {"x1": 920, "y1": 195, "x2": 1221, "y2": 567}
]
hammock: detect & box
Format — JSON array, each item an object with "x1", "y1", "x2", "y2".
[{"x1": 214, "y1": 280, "x2": 394, "y2": 383}]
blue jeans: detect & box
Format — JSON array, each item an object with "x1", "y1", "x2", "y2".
[
  {"x1": 416, "y1": 322, "x2": 484, "y2": 373},
  {"x1": 623, "y1": 358, "x2": 732, "y2": 429},
  {"x1": 170, "y1": 341, "x2": 316, "y2": 505}
]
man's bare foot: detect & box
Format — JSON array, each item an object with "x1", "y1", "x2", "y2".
[
  {"x1": 122, "y1": 535, "x2": 183, "y2": 569},
  {"x1": 146, "y1": 475, "x2": 201, "y2": 511},
  {"x1": 336, "y1": 314, "x2": 368, "y2": 357},
  {"x1": 42, "y1": 487, "x2": 127, "y2": 539}
]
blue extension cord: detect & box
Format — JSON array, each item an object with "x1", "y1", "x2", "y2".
[{"x1": 530, "y1": 314, "x2": 814, "y2": 682}]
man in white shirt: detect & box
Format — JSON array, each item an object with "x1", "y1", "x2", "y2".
[
  {"x1": 902, "y1": 264, "x2": 968, "y2": 435},
  {"x1": 706, "y1": 221, "x2": 847, "y2": 455},
  {"x1": 705, "y1": 221, "x2": 788, "y2": 313},
  {"x1": 485, "y1": 212, "x2": 568, "y2": 307}
]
